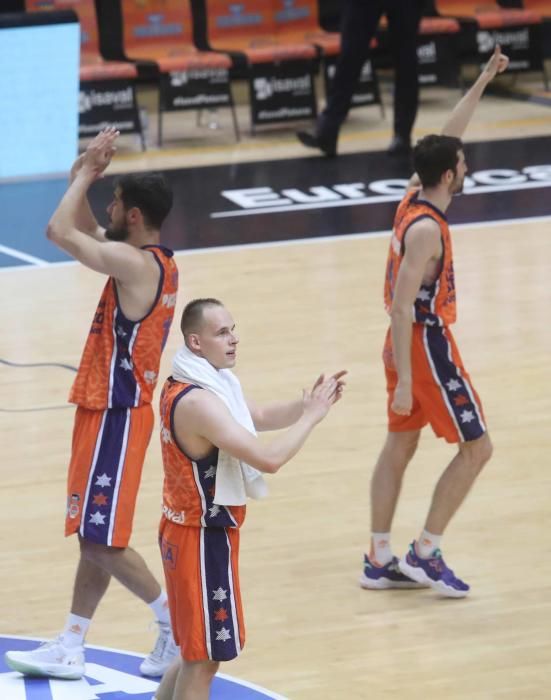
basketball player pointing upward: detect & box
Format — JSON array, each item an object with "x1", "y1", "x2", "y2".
[
  {"x1": 6, "y1": 128, "x2": 180, "y2": 679},
  {"x1": 361, "y1": 47, "x2": 509, "y2": 596}
]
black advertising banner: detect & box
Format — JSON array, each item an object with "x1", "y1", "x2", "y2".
[
  {"x1": 82, "y1": 135, "x2": 551, "y2": 251},
  {"x1": 417, "y1": 35, "x2": 460, "y2": 86},
  {"x1": 249, "y1": 62, "x2": 317, "y2": 125},
  {"x1": 161, "y1": 68, "x2": 231, "y2": 112},
  {"x1": 476, "y1": 25, "x2": 542, "y2": 72},
  {"x1": 323, "y1": 57, "x2": 380, "y2": 108},
  {"x1": 78, "y1": 80, "x2": 140, "y2": 137}
]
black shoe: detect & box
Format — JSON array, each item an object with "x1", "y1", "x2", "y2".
[
  {"x1": 296, "y1": 130, "x2": 337, "y2": 158},
  {"x1": 387, "y1": 135, "x2": 411, "y2": 157}
]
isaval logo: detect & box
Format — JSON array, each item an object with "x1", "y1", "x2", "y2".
[
  {"x1": 0, "y1": 636, "x2": 288, "y2": 700},
  {"x1": 477, "y1": 28, "x2": 530, "y2": 53},
  {"x1": 254, "y1": 75, "x2": 311, "y2": 100}
]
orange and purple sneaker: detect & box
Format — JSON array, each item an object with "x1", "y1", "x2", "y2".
[
  {"x1": 359, "y1": 553, "x2": 428, "y2": 589},
  {"x1": 399, "y1": 542, "x2": 470, "y2": 598}
]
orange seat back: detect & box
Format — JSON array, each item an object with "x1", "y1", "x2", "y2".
[
  {"x1": 25, "y1": 0, "x2": 100, "y2": 57},
  {"x1": 205, "y1": 0, "x2": 274, "y2": 43},
  {"x1": 435, "y1": 0, "x2": 500, "y2": 14},
  {"x1": 121, "y1": 0, "x2": 194, "y2": 53},
  {"x1": 271, "y1": 0, "x2": 321, "y2": 35},
  {"x1": 522, "y1": 0, "x2": 551, "y2": 12}
]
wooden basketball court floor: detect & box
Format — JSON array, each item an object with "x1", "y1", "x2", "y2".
[{"x1": 1, "y1": 83, "x2": 550, "y2": 699}]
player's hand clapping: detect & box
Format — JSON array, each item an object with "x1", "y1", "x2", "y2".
[{"x1": 81, "y1": 127, "x2": 120, "y2": 180}]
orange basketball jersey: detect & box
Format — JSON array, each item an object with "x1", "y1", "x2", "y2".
[
  {"x1": 159, "y1": 378, "x2": 246, "y2": 529},
  {"x1": 384, "y1": 190, "x2": 456, "y2": 327},
  {"x1": 70, "y1": 245, "x2": 178, "y2": 409}
]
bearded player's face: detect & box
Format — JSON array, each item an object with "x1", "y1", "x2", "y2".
[{"x1": 105, "y1": 188, "x2": 130, "y2": 241}]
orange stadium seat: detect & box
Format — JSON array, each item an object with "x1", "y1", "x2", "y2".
[
  {"x1": 436, "y1": 0, "x2": 541, "y2": 27},
  {"x1": 26, "y1": 0, "x2": 137, "y2": 81},
  {"x1": 117, "y1": 0, "x2": 238, "y2": 145},
  {"x1": 270, "y1": 0, "x2": 383, "y2": 114},
  {"x1": 25, "y1": 0, "x2": 145, "y2": 147},
  {"x1": 198, "y1": 0, "x2": 319, "y2": 130},
  {"x1": 434, "y1": 0, "x2": 547, "y2": 86},
  {"x1": 201, "y1": 0, "x2": 316, "y2": 64},
  {"x1": 120, "y1": 0, "x2": 230, "y2": 73},
  {"x1": 271, "y1": 0, "x2": 341, "y2": 56},
  {"x1": 378, "y1": 13, "x2": 462, "y2": 86}
]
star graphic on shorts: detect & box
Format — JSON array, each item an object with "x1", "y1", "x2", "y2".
[
  {"x1": 453, "y1": 395, "x2": 469, "y2": 407},
  {"x1": 204, "y1": 466, "x2": 217, "y2": 479},
  {"x1": 209, "y1": 504, "x2": 221, "y2": 518},
  {"x1": 425, "y1": 318, "x2": 436, "y2": 326},
  {"x1": 89, "y1": 511, "x2": 106, "y2": 525},
  {"x1": 215, "y1": 627, "x2": 232, "y2": 642},
  {"x1": 460, "y1": 410, "x2": 475, "y2": 424},
  {"x1": 93, "y1": 493, "x2": 108, "y2": 507},
  {"x1": 119, "y1": 358, "x2": 133, "y2": 371},
  {"x1": 95, "y1": 473, "x2": 112, "y2": 488},
  {"x1": 446, "y1": 379, "x2": 462, "y2": 392},
  {"x1": 212, "y1": 587, "x2": 228, "y2": 602},
  {"x1": 416, "y1": 289, "x2": 431, "y2": 301},
  {"x1": 214, "y1": 608, "x2": 229, "y2": 622},
  {"x1": 116, "y1": 326, "x2": 127, "y2": 338}
]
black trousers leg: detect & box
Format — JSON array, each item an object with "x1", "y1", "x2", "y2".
[
  {"x1": 386, "y1": 0, "x2": 423, "y2": 141},
  {"x1": 318, "y1": 0, "x2": 385, "y2": 139}
]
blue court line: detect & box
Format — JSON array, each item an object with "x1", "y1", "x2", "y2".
[{"x1": 0, "y1": 177, "x2": 72, "y2": 267}]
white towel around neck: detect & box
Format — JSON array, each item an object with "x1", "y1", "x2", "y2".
[{"x1": 171, "y1": 344, "x2": 268, "y2": 505}]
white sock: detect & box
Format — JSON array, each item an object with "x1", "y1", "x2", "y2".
[
  {"x1": 417, "y1": 530, "x2": 442, "y2": 558},
  {"x1": 60, "y1": 613, "x2": 90, "y2": 648},
  {"x1": 149, "y1": 591, "x2": 170, "y2": 624},
  {"x1": 370, "y1": 532, "x2": 393, "y2": 566}
]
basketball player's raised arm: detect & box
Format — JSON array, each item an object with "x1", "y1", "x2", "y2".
[
  {"x1": 441, "y1": 45, "x2": 509, "y2": 138},
  {"x1": 68, "y1": 153, "x2": 106, "y2": 242},
  {"x1": 246, "y1": 371, "x2": 347, "y2": 431},
  {"x1": 406, "y1": 46, "x2": 509, "y2": 190},
  {"x1": 47, "y1": 129, "x2": 148, "y2": 283},
  {"x1": 390, "y1": 219, "x2": 441, "y2": 415},
  {"x1": 176, "y1": 378, "x2": 341, "y2": 474}
]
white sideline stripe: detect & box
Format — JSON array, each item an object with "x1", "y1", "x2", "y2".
[
  {"x1": 1, "y1": 214, "x2": 550, "y2": 272},
  {"x1": 107, "y1": 408, "x2": 131, "y2": 547},
  {"x1": 225, "y1": 530, "x2": 242, "y2": 655},
  {"x1": 79, "y1": 410, "x2": 108, "y2": 538},
  {"x1": 422, "y1": 326, "x2": 464, "y2": 442},
  {"x1": 211, "y1": 180, "x2": 551, "y2": 218},
  {"x1": 0, "y1": 244, "x2": 47, "y2": 266},
  {"x1": 199, "y1": 528, "x2": 213, "y2": 660}
]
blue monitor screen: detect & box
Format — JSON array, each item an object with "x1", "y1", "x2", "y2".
[{"x1": 0, "y1": 18, "x2": 80, "y2": 180}]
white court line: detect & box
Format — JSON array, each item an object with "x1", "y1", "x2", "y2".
[
  {"x1": 0, "y1": 243, "x2": 48, "y2": 267},
  {"x1": 0, "y1": 213, "x2": 550, "y2": 273}
]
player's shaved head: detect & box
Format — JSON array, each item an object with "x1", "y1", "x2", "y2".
[{"x1": 180, "y1": 298, "x2": 224, "y2": 338}]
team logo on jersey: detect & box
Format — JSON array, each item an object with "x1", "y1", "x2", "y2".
[
  {"x1": 0, "y1": 636, "x2": 287, "y2": 699},
  {"x1": 67, "y1": 493, "x2": 80, "y2": 519}
]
